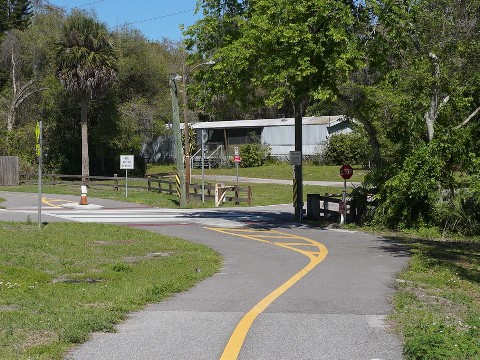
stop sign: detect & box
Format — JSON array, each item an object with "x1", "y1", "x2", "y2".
[{"x1": 340, "y1": 164, "x2": 353, "y2": 179}]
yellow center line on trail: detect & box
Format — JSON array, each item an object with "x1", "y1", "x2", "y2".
[
  {"x1": 205, "y1": 227, "x2": 328, "y2": 360},
  {"x1": 41, "y1": 197, "x2": 66, "y2": 208}
]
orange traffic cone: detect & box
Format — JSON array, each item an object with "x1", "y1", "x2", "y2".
[{"x1": 80, "y1": 194, "x2": 88, "y2": 205}]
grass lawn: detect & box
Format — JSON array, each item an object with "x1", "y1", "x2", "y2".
[
  {"x1": 0, "y1": 184, "x2": 189, "y2": 208},
  {"x1": 0, "y1": 180, "x2": 344, "y2": 209},
  {"x1": 360, "y1": 229, "x2": 480, "y2": 360},
  {"x1": 0, "y1": 222, "x2": 221, "y2": 359},
  {"x1": 148, "y1": 163, "x2": 367, "y2": 183}
]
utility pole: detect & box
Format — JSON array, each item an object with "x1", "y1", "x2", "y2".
[
  {"x1": 180, "y1": 56, "x2": 215, "y2": 203},
  {"x1": 182, "y1": 54, "x2": 190, "y2": 201},
  {"x1": 170, "y1": 74, "x2": 186, "y2": 207}
]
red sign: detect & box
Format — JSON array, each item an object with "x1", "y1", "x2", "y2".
[
  {"x1": 233, "y1": 155, "x2": 241, "y2": 163},
  {"x1": 340, "y1": 164, "x2": 353, "y2": 179}
]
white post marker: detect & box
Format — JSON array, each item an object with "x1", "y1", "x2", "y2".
[
  {"x1": 234, "y1": 146, "x2": 240, "y2": 183},
  {"x1": 201, "y1": 130, "x2": 208, "y2": 202},
  {"x1": 120, "y1": 155, "x2": 134, "y2": 197}
]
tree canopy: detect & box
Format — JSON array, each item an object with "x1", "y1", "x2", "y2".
[
  {"x1": 0, "y1": 0, "x2": 32, "y2": 33},
  {"x1": 0, "y1": 4, "x2": 182, "y2": 176},
  {"x1": 186, "y1": 0, "x2": 364, "y2": 115}
]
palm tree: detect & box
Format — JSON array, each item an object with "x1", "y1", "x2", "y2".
[{"x1": 55, "y1": 12, "x2": 117, "y2": 182}]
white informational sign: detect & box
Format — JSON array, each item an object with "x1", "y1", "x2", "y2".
[
  {"x1": 120, "y1": 155, "x2": 134, "y2": 197},
  {"x1": 120, "y1": 155, "x2": 134, "y2": 169},
  {"x1": 289, "y1": 151, "x2": 302, "y2": 166},
  {"x1": 234, "y1": 146, "x2": 239, "y2": 156}
]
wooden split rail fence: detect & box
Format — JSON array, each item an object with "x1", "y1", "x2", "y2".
[
  {"x1": 306, "y1": 193, "x2": 350, "y2": 220},
  {"x1": 19, "y1": 173, "x2": 252, "y2": 206}
]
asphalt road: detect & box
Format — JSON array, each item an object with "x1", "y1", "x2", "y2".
[{"x1": 0, "y1": 191, "x2": 408, "y2": 359}]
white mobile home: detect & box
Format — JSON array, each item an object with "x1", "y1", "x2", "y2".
[{"x1": 191, "y1": 115, "x2": 351, "y2": 161}]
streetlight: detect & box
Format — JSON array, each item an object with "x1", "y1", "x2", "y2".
[{"x1": 181, "y1": 59, "x2": 215, "y2": 201}]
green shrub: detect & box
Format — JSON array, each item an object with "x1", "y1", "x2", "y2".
[
  {"x1": 374, "y1": 144, "x2": 443, "y2": 229},
  {"x1": 240, "y1": 132, "x2": 271, "y2": 168},
  {"x1": 348, "y1": 186, "x2": 376, "y2": 225},
  {"x1": 436, "y1": 183, "x2": 480, "y2": 237},
  {"x1": 318, "y1": 131, "x2": 371, "y2": 166}
]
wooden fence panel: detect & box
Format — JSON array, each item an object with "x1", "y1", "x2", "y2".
[
  {"x1": 0, "y1": 156, "x2": 19, "y2": 186},
  {"x1": 18, "y1": 173, "x2": 253, "y2": 204}
]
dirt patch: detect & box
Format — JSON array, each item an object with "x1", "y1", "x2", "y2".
[
  {"x1": 123, "y1": 252, "x2": 171, "y2": 264},
  {"x1": 93, "y1": 240, "x2": 139, "y2": 245},
  {"x1": 22, "y1": 330, "x2": 58, "y2": 350},
  {"x1": 51, "y1": 275, "x2": 104, "y2": 284}
]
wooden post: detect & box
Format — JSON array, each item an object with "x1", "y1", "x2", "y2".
[
  {"x1": 114, "y1": 174, "x2": 119, "y2": 191},
  {"x1": 147, "y1": 176, "x2": 151, "y2": 191},
  {"x1": 0, "y1": 156, "x2": 19, "y2": 186},
  {"x1": 324, "y1": 192, "x2": 329, "y2": 216},
  {"x1": 247, "y1": 186, "x2": 252, "y2": 205},
  {"x1": 235, "y1": 185, "x2": 239, "y2": 205}
]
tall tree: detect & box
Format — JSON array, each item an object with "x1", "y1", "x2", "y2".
[
  {"x1": 1, "y1": 29, "x2": 46, "y2": 132},
  {"x1": 344, "y1": 0, "x2": 480, "y2": 228},
  {"x1": 186, "y1": 0, "x2": 363, "y2": 218},
  {"x1": 55, "y1": 11, "x2": 117, "y2": 182},
  {"x1": 0, "y1": 0, "x2": 32, "y2": 33}
]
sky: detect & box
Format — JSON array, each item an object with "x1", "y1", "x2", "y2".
[{"x1": 46, "y1": 0, "x2": 202, "y2": 41}]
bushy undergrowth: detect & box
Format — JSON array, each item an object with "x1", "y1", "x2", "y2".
[
  {"x1": 436, "y1": 191, "x2": 480, "y2": 237},
  {"x1": 367, "y1": 137, "x2": 480, "y2": 237},
  {"x1": 315, "y1": 131, "x2": 371, "y2": 166},
  {"x1": 240, "y1": 132, "x2": 271, "y2": 167},
  {"x1": 374, "y1": 145, "x2": 444, "y2": 229}
]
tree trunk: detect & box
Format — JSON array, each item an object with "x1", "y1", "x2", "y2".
[
  {"x1": 338, "y1": 93, "x2": 382, "y2": 169},
  {"x1": 7, "y1": 80, "x2": 46, "y2": 132},
  {"x1": 355, "y1": 116, "x2": 382, "y2": 168},
  {"x1": 80, "y1": 96, "x2": 90, "y2": 184},
  {"x1": 424, "y1": 52, "x2": 449, "y2": 141},
  {"x1": 7, "y1": 50, "x2": 17, "y2": 132}
]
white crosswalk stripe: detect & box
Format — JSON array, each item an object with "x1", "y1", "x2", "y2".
[
  {"x1": 42, "y1": 209, "x2": 190, "y2": 224},
  {"x1": 6, "y1": 203, "x2": 292, "y2": 227}
]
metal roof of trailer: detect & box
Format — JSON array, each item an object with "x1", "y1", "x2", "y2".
[{"x1": 190, "y1": 115, "x2": 346, "y2": 129}]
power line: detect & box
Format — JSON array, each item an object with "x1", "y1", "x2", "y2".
[
  {"x1": 61, "y1": 0, "x2": 108, "y2": 10},
  {"x1": 116, "y1": 9, "x2": 195, "y2": 28},
  {"x1": 0, "y1": 2, "x2": 196, "y2": 38},
  {"x1": 54, "y1": 1, "x2": 195, "y2": 28}
]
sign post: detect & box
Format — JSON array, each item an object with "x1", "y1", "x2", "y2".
[
  {"x1": 234, "y1": 146, "x2": 241, "y2": 184},
  {"x1": 201, "y1": 130, "x2": 208, "y2": 202},
  {"x1": 339, "y1": 164, "x2": 353, "y2": 225},
  {"x1": 289, "y1": 151, "x2": 303, "y2": 221},
  {"x1": 36, "y1": 121, "x2": 42, "y2": 229},
  {"x1": 120, "y1": 155, "x2": 134, "y2": 197}
]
